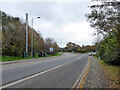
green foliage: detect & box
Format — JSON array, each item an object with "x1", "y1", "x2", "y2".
[
  {"x1": 64, "y1": 42, "x2": 96, "y2": 53},
  {"x1": 98, "y1": 44, "x2": 105, "y2": 59},
  {"x1": 98, "y1": 33, "x2": 120, "y2": 65},
  {"x1": 2, "y1": 11, "x2": 59, "y2": 57},
  {"x1": 2, "y1": 13, "x2": 26, "y2": 56},
  {"x1": 66, "y1": 42, "x2": 81, "y2": 52},
  {"x1": 87, "y1": 2, "x2": 120, "y2": 65}
]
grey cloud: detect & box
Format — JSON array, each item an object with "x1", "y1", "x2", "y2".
[
  {"x1": 1, "y1": 2, "x2": 94, "y2": 47},
  {"x1": 2, "y1": 2, "x2": 90, "y2": 24}
]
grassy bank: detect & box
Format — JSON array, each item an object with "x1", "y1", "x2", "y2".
[
  {"x1": 94, "y1": 56, "x2": 120, "y2": 88},
  {"x1": 2, "y1": 53, "x2": 62, "y2": 62}
]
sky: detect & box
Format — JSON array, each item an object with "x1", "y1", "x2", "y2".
[{"x1": 1, "y1": 0, "x2": 98, "y2": 47}]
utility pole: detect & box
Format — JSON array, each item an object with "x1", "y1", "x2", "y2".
[{"x1": 26, "y1": 13, "x2": 28, "y2": 57}]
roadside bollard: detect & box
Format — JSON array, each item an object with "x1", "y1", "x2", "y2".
[
  {"x1": 44, "y1": 52, "x2": 47, "y2": 57},
  {"x1": 43, "y1": 52, "x2": 45, "y2": 57},
  {"x1": 38, "y1": 52, "x2": 42, "y2": 57},
  {"x1": 22, "y1": 52, "x2": 27, "y2": 58},
  {"x1": 22, "y1": 52, "x2": 25, "y2": 58},
  {"x1": 33, "y1": 51, "x2": 35, "y2": 57}
]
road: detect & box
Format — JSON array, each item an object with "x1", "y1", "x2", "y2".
[{"x1": 1, "y1": 53, "x2": 89, "y2": 88}]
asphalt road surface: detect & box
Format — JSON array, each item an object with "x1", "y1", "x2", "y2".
[{"x1": 2, "y1": 53, "x2": 89, "y2": 88}]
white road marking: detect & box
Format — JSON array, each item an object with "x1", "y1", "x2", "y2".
[{"x1": 1, "y1": 56, "x2": 83, "y2": 89}]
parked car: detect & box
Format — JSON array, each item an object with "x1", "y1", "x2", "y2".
[{"x1": 88, "y1": 53, "x2": 92, "y2": 56}]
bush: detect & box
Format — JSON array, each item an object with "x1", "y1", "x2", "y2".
[
  {"x1": 103, "y1": 50, "x2": 120, "y2": 65},
  {"x1": 98, "y1": 36, "x2": 120, "y2": 65}
]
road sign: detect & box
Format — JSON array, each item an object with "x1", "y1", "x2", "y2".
[{"x1": 49, "y1": 47, "x2": 54, "y2": 52}]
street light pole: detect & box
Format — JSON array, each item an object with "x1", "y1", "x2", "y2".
[
  {"x1": 31, "y1": 17, "x2": 41, "y2": 57},
  {"x1": 31, "y1": 19, "x2": 33, "y2": 57},
  {"x1": 26, "y1": 13, "x2": 28, "y2": 57}
]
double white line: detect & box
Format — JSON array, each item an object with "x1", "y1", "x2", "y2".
[{"x1": 1, "y1": 56, "x2": 83, "y2": 89}]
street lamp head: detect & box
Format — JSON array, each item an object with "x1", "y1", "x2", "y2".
[{"x1": 37, "y1": 17, "x2": 41, "y2": 18}]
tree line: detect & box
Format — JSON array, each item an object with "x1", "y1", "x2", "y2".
[
  {"x1": 60, "y1": 42, "x2": 96, "y2": 53},
  {"x1": 1, "y1": 11, "x2": 59, "y2": 57},
  {"x1": 86, "y1": 2, "x2": 120, "y2": 65}
]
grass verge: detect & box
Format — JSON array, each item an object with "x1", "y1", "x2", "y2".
[
  {"x1": 94, "y1": 56, "x2": 120, "y2": 88},
  {"x1": 2, "y1": 53, "x2": 62, "y2": 62}
]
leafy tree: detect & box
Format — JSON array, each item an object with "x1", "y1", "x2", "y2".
[
  {"x1": 86, "y1": 2, "x2": 120, "y2": 65},
  {"x1": 85, "y1": 45, "x2": 96, "y2": 52},
  {"x1": 2, "y1": 14, "x2": 26, "y2": 56},
  {"x1": 44, "y1": 38, "x2": 54, "y2": 49},
  {"x1": 66, "y1": 42, "x2": 77, "y2": 52},
  {"x1": 44, "y1": 37, "x2": 58, "y2": 55},
  {"x1": 53, "y1": 42, "x2": 59, "y2": 54}
]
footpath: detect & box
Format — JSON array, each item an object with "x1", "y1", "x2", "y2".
[
  {"x1": 0, "y1": 59, "x2": 40, "y2": 65},
  {"x1": 83, "y1": 56, "x2": 110, "y2": 88}
]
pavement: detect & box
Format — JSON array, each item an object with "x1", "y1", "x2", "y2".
[
  {"x1": 0, "y1": 59, "x2": 37, "y2": 65},
  {"x1": 83, "y1": 56, "x2": 110, "y2": 88}
]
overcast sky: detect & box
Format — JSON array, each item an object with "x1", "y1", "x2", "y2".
[{"x1": 1, "y1": 0, "x2": 97, "y2": 47}]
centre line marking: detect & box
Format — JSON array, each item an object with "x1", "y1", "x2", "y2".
[{"x1": 1, "y1": 56, "x2": 82, "y2": 89}]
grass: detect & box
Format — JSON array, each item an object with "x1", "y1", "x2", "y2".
[
  {"x1": 94, "y1": 56, "x2": 120, "y2": 87},
  {"x1": 2, "y1": 53, "x2": 62, "y2": 62}
]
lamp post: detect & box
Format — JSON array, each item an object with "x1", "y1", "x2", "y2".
[
  {"x1": 31, "y1": 17, "x2": 41, "y2": 57},
  {"x1": 26, "y1": 13, "x2": 28, "y2": 57}
]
